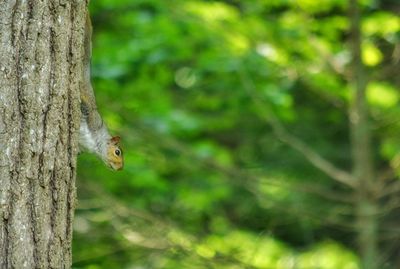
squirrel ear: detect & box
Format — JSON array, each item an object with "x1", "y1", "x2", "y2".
[{"x1": 110, "y1": 136, "x2": 121, "y2": 145}]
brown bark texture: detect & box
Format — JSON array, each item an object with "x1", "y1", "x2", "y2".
[{"x1": 0, "y1": 1, "x2": 87, "y2": 268}]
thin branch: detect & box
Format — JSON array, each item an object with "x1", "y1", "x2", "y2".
[
  {"x1": 75, "y1": 182, "x2": 266, "y2": 269},
  {"x1": 135, "y1": 124, "x2": 354, "y2": 203},
  {"x1": 308, "y1": 35, "x2": 348, "y2": 77},
  {"x1": 380, "y1": 180, "x2": 400, "y2": 198},
  {"x1": 238, "y1": 69, "x2": 357, "y2": 188},
  {"x1": 269, "y1": 115, "x2": 357, "y2": 188},
  {"x1": 380, "y1": 196, "x2": 400, "y2": 215}
]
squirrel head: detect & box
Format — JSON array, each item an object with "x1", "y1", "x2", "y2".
[{"x1": 106, "y1": 136, "x2": 124, "y2": 171}]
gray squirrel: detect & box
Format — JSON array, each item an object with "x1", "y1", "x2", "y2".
[{"x1": 79, "y1": 13, "x2": 124, "y2": 171}]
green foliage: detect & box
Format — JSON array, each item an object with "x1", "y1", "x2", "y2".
[{"x1": 74, "y1": 0, "x2": 400, "y2": 268}]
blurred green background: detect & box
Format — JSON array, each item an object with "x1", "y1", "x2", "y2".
[{"x1": 74, "y1": 0, "x2": 400, "y2": 268}]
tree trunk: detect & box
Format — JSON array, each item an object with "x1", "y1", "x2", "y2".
[
  {"x1": 0, "y1": 1, "x2": 87, "y2": 268},
  {"x1": 348, "y1": 1, "x2": 379, "y2": 268}
]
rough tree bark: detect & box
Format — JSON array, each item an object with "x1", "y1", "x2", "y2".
[{"x1": 0, "y1": 1, "x2": 87, "y2": 268}]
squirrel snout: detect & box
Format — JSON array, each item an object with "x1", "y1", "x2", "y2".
[{"x1": 108, "y1": 159, "x2": 124, "y2": 171}]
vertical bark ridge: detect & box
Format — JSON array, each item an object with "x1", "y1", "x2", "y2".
[
  {"x1": 64, "y1": 2, "x2": 86, "y2": 261},
  {"x1": 47, "y1": 1, "x2": 72, "y2": 267},
  {"x1": 11, "y1": 0, "x2": 36, "y2": 266},
  {"x1": 0, "y1": 0, "x2": 19, "y2": 267},
  {"x1": 25, "y1": 2, "x2": 48, "y2": 266}
]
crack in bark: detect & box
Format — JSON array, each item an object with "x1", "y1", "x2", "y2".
[
  {"x1": 10, "y1": 0, "x2": 20, "y2": 47},
  {"x1": 47, "y1": 165, "x2": 57, "y2": 266},
  {"x1": 3, "y1": 214, "x2": 9, "y2": 268},
  {"x1": 65, "y1": 5, "x2": 76, "y2": 260},
  {"x1": 25, "y1": 1, "x2": 42, "y2": 265},
  {"x1": 46, "y1": 7, "x2": 58, "y2": 266}
]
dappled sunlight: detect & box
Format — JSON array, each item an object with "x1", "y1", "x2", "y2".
[
  {"x1": 298, "y1": 241, "x2": 359, "y2": 269},
  {"x1": 184, "y1": 1, "x2": 250, "y2": 55},
  {"x1": 184, "y1": 1, "x2": 240, "y2": 24},
  {"x1": 367, "y1": 82, "x2": 399, "y2": 108},
  {"x1": 362, "y1": 12, "x2": 400, "y2": 38},
  {"x1": 362, "y1": 41, "x2": 383, "y2": 66}
]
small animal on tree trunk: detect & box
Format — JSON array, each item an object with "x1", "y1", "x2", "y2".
[{"x1": 79, "y1": 13, "x2": 124, "y2": 171}]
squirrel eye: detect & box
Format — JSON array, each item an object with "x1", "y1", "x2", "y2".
[{"x1": 114, "y1": 149, "x2": 121, "y2": 156}]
